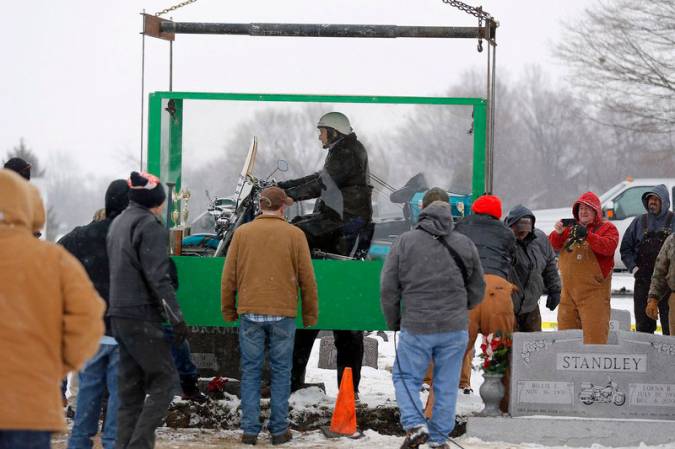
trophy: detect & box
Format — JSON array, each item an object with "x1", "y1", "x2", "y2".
[{"x1": 169, "y1": 188, "x2": 191, "y2": 255}]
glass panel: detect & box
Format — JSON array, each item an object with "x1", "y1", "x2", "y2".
[
  {"x1": 176, "y1": 99, "x2": 475, "y2": 254},
  {"x1": 613, "y1": 186, "x2": 652, "y2": 220}
]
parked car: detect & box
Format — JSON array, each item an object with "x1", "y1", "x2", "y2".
[{"x1": 533, "y1": 178, "x2": 675, "y2": 270}]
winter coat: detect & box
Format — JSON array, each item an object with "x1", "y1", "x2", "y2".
[
  {"x1": 504, "y1": 205, "x2": 561, "y2": 314},
  {"x1": 221, "y1": 214, "x2": 319, "y2": 327},
  {"x1": 107, "y1": 202, "x2": 184, "y2": 324},
  {"x1": 0, "y1": 169, "x2": 104, "y2": 431},
  {"x1": 620, "y1": 184, "x2": 674, "y2": 273},
  {"x1": 380, "y1": 201, "x2": 485, "y2": 334},
  {"x1": 549, "y1": 191, "x2": 619, "y2": 278},
  {"x1": 454, "y1": 213, "x2": 515, "y2": 280},
  {"x1": 648, "y1": 233, "x2": 675, "y2": 301},
  {"x1": 59, "y1": 218, "x2": 115, "y2": 335},
  {"x1": 278, "y1": 133, "x2": 373, "y2": 226}
]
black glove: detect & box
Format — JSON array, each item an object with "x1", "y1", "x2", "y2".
[
  {"x1": 173, "y1": 321, "x2": 189, "y2": 346},
  {"x1": 546, "y1": 293, "x2": 561, "y2": 311},
  {"x1": 573, "y1": 224, "x2": 588, "y2": 239}
]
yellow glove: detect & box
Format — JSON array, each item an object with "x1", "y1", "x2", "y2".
[{"x1": 645, "y1": 298, "x2": 660, "y2": 321}]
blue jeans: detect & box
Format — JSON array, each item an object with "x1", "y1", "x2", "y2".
[
  {"x1": 67, "y1": 344, "x2": 119, "y2": 449},
  {"x1": 239, "y1": 317, "x2": 296, "y2": 436},
  {"x1": 0, "y1": 431, "x2": 51, "y2": 449},
  {"x1": 393, "y1": 329, "x2": 468, "y2": 444}
]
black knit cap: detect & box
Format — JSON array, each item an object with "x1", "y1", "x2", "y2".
[
  {"x1": 3, "y1": 157, "x2": 31, "y2": 180},
  {"x1": 105, "y1": 179, "x2": 130, "y2": 219},
  {"x1": 127, "y1": 171, "x2": 166, "y2": 209}
]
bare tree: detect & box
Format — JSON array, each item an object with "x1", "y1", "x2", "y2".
[{"x1": 557, "y1": 0, "x2": 675, "y2": 134}]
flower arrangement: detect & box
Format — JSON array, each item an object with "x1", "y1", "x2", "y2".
[{"x1": 479, "y1": 332, "x2": 512, "y2": 375}]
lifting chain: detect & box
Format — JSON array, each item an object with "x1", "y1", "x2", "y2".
[
  {"x1": 155, "y1": 0, "x2": 198, "y2": 17},
  {"x1": 440, "y1": 0, "x2": 495, "y2": 52},
  {"x1": 440, "y1": 0, "x2": 493, "y2": 20}
]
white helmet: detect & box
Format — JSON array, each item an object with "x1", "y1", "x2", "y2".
[{"x1": 317, "y1": 112, "x2": 353, "y2": 135}]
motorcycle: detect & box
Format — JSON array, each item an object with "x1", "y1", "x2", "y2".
[
  {"x1": 213, "y1": 137, "x2": 289, "y2": 257},
  {"x1": 578, "y1": 378, "x2": 626, "y2": 406}
]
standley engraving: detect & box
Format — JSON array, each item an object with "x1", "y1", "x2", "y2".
[{"x1": 556, "y1": 353, "x2": 647, "y2": 372}]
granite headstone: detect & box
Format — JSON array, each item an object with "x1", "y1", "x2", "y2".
[
  {"x1": 609, "y1": 308, "x2": 632, "y2": 332},
  {"x1": 510, "y1": 330, "x2": 675, "y2": 420},
  {"x1": 318, "y1": 335, "x2": 378, "y2": 370}
]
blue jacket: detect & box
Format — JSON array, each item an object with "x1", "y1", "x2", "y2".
[{"x1": 620, "y1": 184, "x2": 674, "y2": 272}]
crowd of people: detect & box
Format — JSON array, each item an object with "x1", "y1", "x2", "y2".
[{"x1": 1, "y1": 112, "x2": 674, "y2": 449}]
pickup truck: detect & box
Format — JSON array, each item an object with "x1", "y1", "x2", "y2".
[{"x1": 533, "y1": 178, "x2": 675, "y2": 270}]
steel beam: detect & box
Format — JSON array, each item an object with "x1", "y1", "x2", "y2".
[{"x1": 158, "y1": 21, "x2": 487, "y2": 39}]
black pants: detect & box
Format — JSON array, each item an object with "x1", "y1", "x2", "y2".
[
  {"x1": 515, "y1": 308, "x2": 542, "y2": 332},
  {"x1": 634, "y1": 276, "x2": 670, "y2": 335},
  {"x1": 111, "y1": 318, "x2": 178, "y2": 449},
  {"x1": 291, "y1": 329, "x2": 364, "y2": 393}
]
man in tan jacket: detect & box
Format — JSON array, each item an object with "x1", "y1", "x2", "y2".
[
  {"x1": 221, "y1": 186, "x2": 318, "y2": 446},
  {"x1": 0, "y1": 169, "x2": 104, "y2": 449}
]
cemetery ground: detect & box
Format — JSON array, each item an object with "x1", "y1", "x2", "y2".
[{"x1": 52, "y1": 272, "x2": 675, "y2": 448}]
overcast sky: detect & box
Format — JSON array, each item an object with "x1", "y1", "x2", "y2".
[{"x1": 1, "y1": 0, "x2": 589, "y2": 178}]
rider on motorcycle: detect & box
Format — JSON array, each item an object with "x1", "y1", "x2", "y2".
[
  {"x1": 277, "y1": 112, "x2": 374, "y2": 257},
  {"x1": 277, "y1": 112, "x2": 373, "y2": 396}
]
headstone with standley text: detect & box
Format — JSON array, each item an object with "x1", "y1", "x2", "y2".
[{"x1": 510, "y1": 330, "x2": 675, "y2": 420}]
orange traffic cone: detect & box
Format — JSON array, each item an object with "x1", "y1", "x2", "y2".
[{"x1": 321, "y1": 367, "x2": 362, "y2": 439}]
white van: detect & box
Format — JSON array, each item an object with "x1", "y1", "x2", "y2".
[{"x1": 533, "y1": 178, "x2": 675, "y2": 270}]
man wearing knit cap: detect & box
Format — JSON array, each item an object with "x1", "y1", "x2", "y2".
[
  {"x1": 454, "y1": 194, "x2": 515, "y2": 412},
  {"x1": 549, "y1": 192, "x2": 618, "y2": 344},
  {"x1": 221, "y1": 186, "x2": 318, "y2": 446},
  {"x1": 59, "y1": 179, "x2": 129, "y2": 449},
  {"x1": 3, "y1": 157, "x2": 32, "y2": 180},
  {"x1": 107, "y1": 171, "x2": 188, "y2": 449}
]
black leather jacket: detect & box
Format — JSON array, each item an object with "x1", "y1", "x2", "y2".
[
  {"x1": 106, "y1": 203, "x2": 183, "y2": 324},
  {"x1": 278, "y1": 133, "x2": 373, "y2": 225}
]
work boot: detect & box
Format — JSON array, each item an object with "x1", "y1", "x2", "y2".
[
  {"x1": 271, "y1": 429, "x2": 293, "y2": 445},
  {"x1": 399, "y1": 425, "x2": 429, "y2": 449},
  {"x1": 241, "y1": 434, "x2": 257, "y2": 445},
  {"x1": 181, "y1": 377, "x2": 208, "y2": 403}
]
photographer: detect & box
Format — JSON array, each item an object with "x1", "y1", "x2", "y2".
[{"x1": 549, "y1": 192, "x2": 618, "y2": 344}]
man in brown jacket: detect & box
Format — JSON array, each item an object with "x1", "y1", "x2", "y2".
[
  {"x1": 221, "y1": 186, "x2": 318, "y2": 446},
  {"x1": 0, "y1": 169, "x2": 105, "y2": 449},
  {"x1": 646, "y1": 233, "x2": 675, "y2": 335}
]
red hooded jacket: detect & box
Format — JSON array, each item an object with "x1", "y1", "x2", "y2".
[{"x1": 549, "y1": 191, "x2": 619, "y2": 278}]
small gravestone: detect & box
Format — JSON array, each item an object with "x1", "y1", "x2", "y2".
[
  {"x1": 510, "y1": 330, "x2": 675, "y2": 420},
  {"x1": 318, "y1": 335, "x2": 378, "y2": 370},
  {"x1": 610, "y1": 308, "x2": 632, "y2": 331},
  {"x1": 187, "y1": 326, "x2": 241, "y2": 379}
]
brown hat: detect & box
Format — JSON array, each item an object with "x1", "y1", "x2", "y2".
[{"x1": 260, "y1": 186, "x2": 293, "y2": 211}]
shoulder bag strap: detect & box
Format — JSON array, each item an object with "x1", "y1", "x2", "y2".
[{"x1": 419, "y1": 227, "x2": 469, "y2": 288}]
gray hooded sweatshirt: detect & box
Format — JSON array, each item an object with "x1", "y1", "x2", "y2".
[{"x1": 380, "y1": 201, "x2": 485, "y2": 334}]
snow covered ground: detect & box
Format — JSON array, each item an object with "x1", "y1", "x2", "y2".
[{"x1": 53, "y1": 273, "x2": 675, "y2": 448}]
